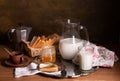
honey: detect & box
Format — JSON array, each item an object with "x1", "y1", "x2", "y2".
[
  {"x1": 41, "y1": 53, "x2": 56, "y2": 63},
  {"x1": 41, "y1": 46, "x2": 56, "y2": 63}
]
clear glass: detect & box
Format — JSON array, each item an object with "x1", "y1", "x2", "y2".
[
  {"x1": 78, "y1": 46, "x2": 94, "y2": 70},
  {"x1": 62, "y1": 22, "x2": 80, "y2": 41}
]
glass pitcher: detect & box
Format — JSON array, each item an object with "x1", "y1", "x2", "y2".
[{"x1": 59, "y1": 19, "x2": 89, "y2": 60}]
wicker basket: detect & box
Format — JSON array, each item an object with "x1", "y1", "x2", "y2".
[{"x1": 23, "y1": 41, "x2": 42, "y2": 57}]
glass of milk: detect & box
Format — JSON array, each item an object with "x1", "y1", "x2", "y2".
[{"x1": 78, "y1": 46, "x2": 94, "y2": 70}]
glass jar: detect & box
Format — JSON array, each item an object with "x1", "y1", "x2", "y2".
[{"x1": 41, "y1": 46, "x2": 56, "y2": 63}]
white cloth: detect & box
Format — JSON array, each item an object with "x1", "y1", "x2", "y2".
[
  {"x1": 15, "y1": 62, "x2": 39, "y2": 78},
  {"x1": 15, "y1": 62, "x2": 61, "y2": 78}
]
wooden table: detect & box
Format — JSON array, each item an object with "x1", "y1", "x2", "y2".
[{"x1": 0, "y1": 45, "x2": 120, "y2": 81}]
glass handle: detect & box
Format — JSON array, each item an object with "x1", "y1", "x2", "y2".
[
  {"x1": 79, "y1": 25, "x2": 90, "y2": 46},
  {"x1": 79, "y1": 26, "x2": 89, "y2": 41}
]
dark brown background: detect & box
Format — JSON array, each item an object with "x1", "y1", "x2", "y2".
[{"x1": 0, "y1": 0, "x2": 119, "y2": 48}]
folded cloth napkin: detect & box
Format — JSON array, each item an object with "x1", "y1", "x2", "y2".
[
  {"x1": 15, "y1": 62, "x2": 39, "y2": 78},
  {"x1": 72, "y1": 42, "x2": 119, "y2": 67},
  {"x1": 15, "y1": 62, "x2": 61, "y2": 78}
]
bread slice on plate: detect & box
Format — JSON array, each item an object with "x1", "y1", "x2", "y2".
[{"x1": 39, "y1": 63, "x2": 59, "y2": 72}]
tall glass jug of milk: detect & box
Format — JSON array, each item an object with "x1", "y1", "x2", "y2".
[{"x1": 59, "y1": 19, "x2": 89, "y2": 60}]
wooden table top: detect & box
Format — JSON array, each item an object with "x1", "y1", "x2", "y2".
[{"x1": 0, "y1": 45, "x2": 120, "y2": 81}]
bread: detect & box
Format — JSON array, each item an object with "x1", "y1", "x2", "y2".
[
  {"x1": 30, "y1": 34, "x2": 60, "y2": 48},
  {"x1": 39, "y1": 63, "x2": 59, "y2": 72},
  {"x1": 30, "y1": 36, "x2": 38, "y2": 46},
  {"x1": 31, "y1": 36, "x2": 40, "y2": 48},
  {"x1": 47, "y1": 33, "x2": 61, "y2": 44}
]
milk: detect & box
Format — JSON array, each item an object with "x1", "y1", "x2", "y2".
[
  {"x1": 79, "y1": 47, "x2": 93, "y2": 70},
  {"x1": 59, "y1": 38, "x2": 83, "y2": 60}
]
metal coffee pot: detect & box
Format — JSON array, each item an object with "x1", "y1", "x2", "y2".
[{"x1": 7, "y1": 26, "x2": 32, "y2": 51}]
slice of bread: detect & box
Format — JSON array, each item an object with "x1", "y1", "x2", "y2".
[{"x1": 39, "y1": 63, "x2": 59, "y2": 72}]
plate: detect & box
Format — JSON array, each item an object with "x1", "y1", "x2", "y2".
[
  {"x1": 4, "y1": 56, "x2": 31, "y2": 67},
  {"x1": 57, "y1": 59, "x2": 99, "y2": 78},
  {"x1": 37, "y1": 55, "x2": 99, "y2": 78}
]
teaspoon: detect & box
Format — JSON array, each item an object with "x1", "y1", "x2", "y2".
[{"x1": 4, "y1": 48, "x2": 13, "y2": 56}]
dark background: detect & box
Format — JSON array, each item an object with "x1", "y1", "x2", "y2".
[{"x1": 0, "y1": 0, "x2": 119, "y2": 52}]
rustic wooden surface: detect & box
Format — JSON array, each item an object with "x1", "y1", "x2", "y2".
[{"x1": 0, "y1": 45, "x2": 120, "y2": 81}]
